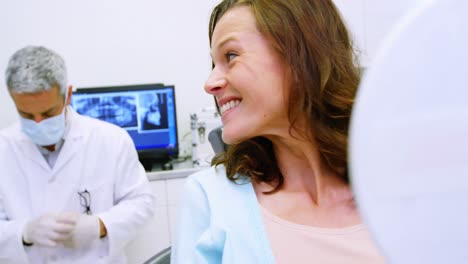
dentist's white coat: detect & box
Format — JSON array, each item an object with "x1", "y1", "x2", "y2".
[{"x1": 0, "y1": 108, "x2": 156, "y2": 264}]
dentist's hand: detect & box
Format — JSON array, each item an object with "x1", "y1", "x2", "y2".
[
  {"x1": 22, "y1": 213, "x2": 77, "y2": 247},
  {"x1": 60, "y1": 213, "x2": 101, "y2": 248}
]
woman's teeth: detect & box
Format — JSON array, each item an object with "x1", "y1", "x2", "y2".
[{"x1": 220, "y1": 100, "x2": 240, "y2": 115}]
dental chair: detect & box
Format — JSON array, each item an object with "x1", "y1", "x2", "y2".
[
  {"x1": 207, "y1": 125, "x2": 229, "y2": 155},
  {"x1": 143, "y1": 246, "x2": 171, "y2": 264}
]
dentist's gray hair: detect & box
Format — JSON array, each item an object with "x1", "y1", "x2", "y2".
[{"x1": 5, "y1": 46, "x2": 68, "y2": 95}]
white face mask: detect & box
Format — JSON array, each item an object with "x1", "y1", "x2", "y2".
[
  {"x1": 20, "y1": 111, "x2": 65, "y2": 146},
  {"x1": 20, "y1": 93, "x2": 67, "y2": 146}
]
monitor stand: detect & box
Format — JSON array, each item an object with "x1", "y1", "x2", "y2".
[{"x1": 140, "y1": 157, "x2": 172, "y2": 172}]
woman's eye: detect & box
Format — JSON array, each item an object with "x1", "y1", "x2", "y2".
[{"x1": 226, "y1": 52, "x2": 237, "y2": 62}]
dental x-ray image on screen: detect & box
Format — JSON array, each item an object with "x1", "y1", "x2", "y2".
[
  {"x1": 73, "y1": 95, "x2": 138, "y2": 128},
  {"x1": 71, "y1": 84, "x2": 179, "y2": 166},
  {"x1": 139, "y1": 92, "x2": 168, "y2": 130}
]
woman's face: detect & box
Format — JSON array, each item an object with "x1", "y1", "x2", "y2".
[{"x1": 205, "y1": 5, "x2": 291, "y2": 144}]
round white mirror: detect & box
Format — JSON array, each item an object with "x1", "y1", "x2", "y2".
[{"x1": 350, "y1": 0, "x2": 468, "y2": 263}]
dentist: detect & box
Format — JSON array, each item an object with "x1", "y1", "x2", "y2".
[{"x1": 0, "y1": 46, "x2": 156, "y2": 263}]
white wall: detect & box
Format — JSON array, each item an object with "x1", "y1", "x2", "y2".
[
  {"x1": 0, "y1": 0, "x2": 220, "y2": 155},
  {"x1": 0, "y1": 0, "x2": 429, "y2": 151}
]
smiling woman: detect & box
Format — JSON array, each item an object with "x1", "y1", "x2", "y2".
[
  {"x1": 206, "y1": 5, "x2": 291, "y2": 146},
  {"x1": 171, "y1": 0, "x2": 385, "y2": 263}
]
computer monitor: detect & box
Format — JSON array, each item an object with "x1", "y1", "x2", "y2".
[{"x1": 71, "y1": 83, "x2": 178, "y2": 169}]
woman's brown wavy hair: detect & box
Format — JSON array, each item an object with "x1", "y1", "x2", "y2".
[{"x1": 209, "y1": 0, "x2": 361, "y2": 192}]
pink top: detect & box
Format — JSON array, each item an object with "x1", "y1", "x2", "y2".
[{"x1": 261, "y1": 206, "x2": 386, "y2": 264}]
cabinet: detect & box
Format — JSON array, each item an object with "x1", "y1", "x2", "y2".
[{"x1": 125, "y1": 168, "x2": 200, "y2": 263}]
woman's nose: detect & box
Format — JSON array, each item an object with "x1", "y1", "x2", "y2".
[{"x1": 204, "y1": 67, "x2": 227, "y2": 95}]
